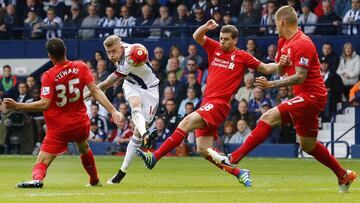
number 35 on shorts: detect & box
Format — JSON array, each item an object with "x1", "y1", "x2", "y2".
[
  {"x1": 199, "y1": 103, "x2": 214, "y2": 111},
  {"x1": 287, "y1": 96, "x2": 304, "y2": 106}
]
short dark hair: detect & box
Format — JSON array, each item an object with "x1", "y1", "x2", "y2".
[
  {"x1": 185, "y1": 102, "x2": 194, "y2": 107},
  {"x1": 187, "y1": 58, "x2": 196, "y2": 63},
  {"x1": 18, "y1": 81, "x2": 28, "y2": 88},
  {"x1": 166, "y1": 99, "x2": 176, "y2": 105},
  {"x1": 3, "y1": 65, "x2": 11, "y2": 70},
  {"x1": 323, "y1": 42, "x2": 333, "y2": 47},
  {"x1": 46, "y1": 38, "x2": 66, "y2": 61},
  {"x1": 91, "y1": 103, "x2": 99, "y2": 109},
  {"x1": 220, "y1": 25, "x2": 239, "y2": 39}
]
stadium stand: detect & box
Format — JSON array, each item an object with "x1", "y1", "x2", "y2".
[{"x1": 0, "y1": 0, "x2": 359, "y2": 158}]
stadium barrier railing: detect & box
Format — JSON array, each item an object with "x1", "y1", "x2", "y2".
[{"x1": 2, "y1": 22, "x2": 359, "y2": 40}]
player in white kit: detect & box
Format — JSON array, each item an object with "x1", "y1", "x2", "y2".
[{"x1": 85, "y1": 35, "x2": 159, "y2": 184}]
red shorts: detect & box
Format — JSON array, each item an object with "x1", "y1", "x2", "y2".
[
  {"x1": 195, "y1": 98, "x2": 230, "y2": 139},
  {"x1": 277, "y1": 93, "x2": 327, "y2": 137},
  {"x1": 41, "y1": 124, "x2": 90, "y2": 155}
]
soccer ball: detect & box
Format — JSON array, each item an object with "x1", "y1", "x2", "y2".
[{"x1": 126, "y1": 43, "x2": 148, "y2": 67}]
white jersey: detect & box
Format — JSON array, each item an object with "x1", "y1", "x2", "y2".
[{"x1": 114, "y1": 43, "x2": 159, "y2": 89}]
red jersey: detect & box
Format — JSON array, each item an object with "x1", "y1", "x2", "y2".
[
  {"x1": 275, "y1": 30, "x2": 327, "y2": 96},
  {"x1": 40, "y1": 60, "x2": 95, "y2": 133},
  {"x1": 202, "y1": 37, "x2": 261, "y2": 101}
]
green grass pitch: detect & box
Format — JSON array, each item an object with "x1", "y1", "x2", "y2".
[{"x1": 0, "y1": 155, "x2": 359, "y2": 203}]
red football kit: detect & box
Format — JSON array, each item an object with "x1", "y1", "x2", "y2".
[
  {"x1": 40, "y1": 60, "x2": 94, "y2": 155},
  {"x1": 195, "y1": 37, "x2": 261, "y2": 138},
  {"x1": 230, "y1": 31, "x2": 348, "y2": 182},
  {"x1": 275, "y1": 30, "x2": 328, "y2": 137}
]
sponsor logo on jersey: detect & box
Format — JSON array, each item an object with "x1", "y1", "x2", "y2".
[
  {"x1": 42, "y1": 87, "x2": 50, "y2": 95},
  {"x1": 299, "y1": 57, "x2": 309, "y2": 66},
  {"x1": 211, "y1": 57, "x2": 234, "y2": 70}
]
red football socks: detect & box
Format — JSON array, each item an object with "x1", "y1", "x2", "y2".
[
  {"x1": 308, "y1": 141, "x2": 347, "y2": 179},
  {"x1": 32, "y1": 163, "x2": 48, "y2": 181},
  {"x1": 231, "y1": 121, "x2": 272, "y2": 164},
  {"x1": 154, "y1": 128, "x2": 187, "y2": 160},
  {"x1": 205, "y1": 155, "x2": 240, "y2": 177},
  {"x1": 80, "y1": 150, "x2": 99, "y2": 185}
]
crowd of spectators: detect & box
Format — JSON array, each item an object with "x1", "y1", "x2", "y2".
[
  {"x1": 1, "y1": 38, "x2": 359, "y2": 155},
  {"x1": 0, "y1": 0, "x2": 359, "y2": 155},
  {"x1": 0, "y1": 0, "x2": 359, "y2": 40}
]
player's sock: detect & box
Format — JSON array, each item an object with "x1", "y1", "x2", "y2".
[
  {"x1": 120, "y1": 135, "x2": 142, "y2": 173},
  {"x1": 307, "y1": 141, "x2": 347, "y2": 179},
  {"x1": 131, "y1": 107, "x2": 147, "y2": 137},
  {"x1": 153, "y1": 128, "x2": 187, "y2": 160},
  {"x1": 205, "y1": 155, "x2": 240, "y2": 177},
  {"x1": 32, "y1": 163, "x2": 48, "y2": 181},
  {"x1": 231, "y1": 121, "x2": 272, "y2": 164},
  {"x1": 80, "y1": 150, "x2": 99, "y2": 185}
]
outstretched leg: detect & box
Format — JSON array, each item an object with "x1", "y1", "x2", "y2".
[
  {"x1": 230, "y1": 107, "x2": 281, "y2": 164},
  {"x1": 136, "y1": 112, "x2": 206, "y2": 169},
  {"x1": 16, "y1": 150, "x2": 56, "y2": 188},
  {"x1": 77, "y1": 141, "x2": 99, "y2": 186},
  {"x1": 196, "y1": 136, "x2": 251, "y2": 187},
  {"x1": 300, "y1": 136, "x2": 356, "y2": 193},
  {"x1": 108, "y1": 131, "x2": 142, "y2": 184}
]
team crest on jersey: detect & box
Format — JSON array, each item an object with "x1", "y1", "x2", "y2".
[
  {"x1": 230, "y1": 54, "x2": 235, "y2": 61},
  {"x1": 42, "y1": 87, "x2": 50, "y2": 95},
  {"x1": 215, "y1": 52, "x2": 221, "y2": 56},
  {"x1": 299, "y1": 57, "x2": 309, "y2": 66}
]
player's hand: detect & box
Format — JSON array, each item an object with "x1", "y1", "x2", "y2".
[
  {"x1": 255, "y1": 76, "x2": 271, "y2": 89},
  {"x1": 205, "y1": 19, "x2": 218, "y2": 30},
  {"x1": 2, "y1": 98, "x2": 17, "y2": 110},
  {"x1": 0, "y1": 98, "x2": 7, "y2": 113},
  {"x1": 279, "y1": 54, "x2": 290, "y2": 67},
  {"x1": 111, "y1": 111, "x2": 125, "y2": 126}
]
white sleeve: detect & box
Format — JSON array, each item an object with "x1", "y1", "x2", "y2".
[
  {"x1": 343, "y1": 11, "x2": 350, "y2": 23},
  {"x1": 115, "y1": 61, "x2": 133, "y2": 76}
]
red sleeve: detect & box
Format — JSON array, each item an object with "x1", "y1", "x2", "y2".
[
  {"x1": 275, "y1": 38, "x2": 286, "y2": 63},
  {"x1": 40, "y1": 72, "x2": 53, "y2": 100},
  {"x1": 243, "y1": 52, "x2": 261, "y2": 69},
  {"x1": 202, "y1": 36, "x2": 219, "y2": 58},
  {"x1": 123, "y1": 130, "x2": 133, "y2": 139},
  {"x1": 80, "y1": 62, "x2": 95, "y2": 85},
  {"x1": 293, "y1": 43, "x2": 313, "y2": 70}
]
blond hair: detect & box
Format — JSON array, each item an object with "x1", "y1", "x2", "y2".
[
  {"x1": 275, "y1": 5, "x2": 297, "y2": 25},
  {"x1": 103, "y1": 35, "x2": 122, "y2": 48}
]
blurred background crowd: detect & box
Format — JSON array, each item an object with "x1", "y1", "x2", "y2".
[{"x1": 0, "y1": 0, "x2": 359, "y2": 155}]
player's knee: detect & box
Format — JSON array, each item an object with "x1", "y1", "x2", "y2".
[
  {"x1": 131, "y1": 107, "x2": 142, "y2": 115},
  {"x1": 300, "y1": 142, "x2": 316, "y2": 153},
  {"x1": 77, "y1": 142, "x2": 90, "y2": 154},
  {"x1": 196, "y1": 146, "x2": 208, "y2": 157},
  {"x1": 259, "y1": 110, "x2": 269, "y2": 120},
  {"x1": 259, "y1": 111, "x2": 276, "y2": 126},
  {"x1": 178, "y1": 116, "x2": 192, "y2": 130},
  {"x1": 128, "y1": 96, "x2": 142, "y2": 107}
]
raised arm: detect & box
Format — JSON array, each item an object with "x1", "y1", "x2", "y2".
[
  {"x1": 84, "y1": 72, "x2": 124, "y2": 99},
  {"x1": 193, "y1": 19, "x2": 218, "y2": 46}
]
